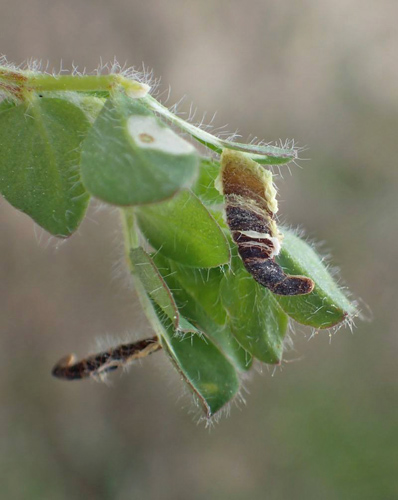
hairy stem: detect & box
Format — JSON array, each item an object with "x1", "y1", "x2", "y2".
[
  {"x1": 120, "y1": 207, "x2": 139, "y2": 263},
  {"x1": 143, "y1": 94, "x2": 297, "y2": 165},
  {"x1": 0, "y1": 65, "x2": 297, "y2": 165},
  {"x1": 0, "y1": 67, "x2": 149, "y2": 100}
]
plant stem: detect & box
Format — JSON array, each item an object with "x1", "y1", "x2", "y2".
[
  {"x1": 120, "y1": 207, "x2": 139, "y2": 264},
  {"x1": 143, "y1": 94, "x2": 297, "y2": 165},
  {"x1": 0, "y1": 65, "x2": 296, "y2": 165},
  {"x1": 28, "y1": 74, "x2": 149, "y2": 97},
  {"x1": 0, "y1": 67, "x2": 149, "y2": 100}
]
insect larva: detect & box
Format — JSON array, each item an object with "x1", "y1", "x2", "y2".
[
  {"x1": 219, "y1": 148, "x2": 314, "y2": 296},
  {"x1": 52, "y1": 336, "x2": 161, "y2": 381}
]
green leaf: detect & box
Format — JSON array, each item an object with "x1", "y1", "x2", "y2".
[
  {"x1": 128, "y1": 247, "x2": 240, "y2": 417},
  {"x1": 129, "y1": 246, "x2": 179, "y2": 327},
  {"x1": 153, "y1": 253, "x2": 252, "y2": 371},
  {"x1": 0, "y1": 98, "x2": 16, "y2": 113},
  {"x1": 220, "y1": 257, "x2": 289, "y2": 364},
  {"x1": 155, "y1": 306, "x2": 240, "y2": 418},
  {"x1": 275, "y1": 229, "x2": 358, "y2": 328},
  {"x1": 0, "y1": 96, "x2": 91, "y2": 237},
  {"x1": 135, "y1": 189, "x2": 230, "y2": 267},
  {"x1": 191, "y1": 158, "x2": 224, "y2": 206},
  {"x1": 129, "y1": 245, "x2": 195, "y2": 332},
  {"x1": 164, "y1": 259, "x2": 227, "y2": 325},
  {"x1": 80, "y1": 93, "x2": 199, "y2": 206},
  {"x1": 41, "y1": 92, "x2": 105, "y2": 124}
]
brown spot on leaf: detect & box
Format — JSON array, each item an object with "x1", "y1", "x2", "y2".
[{"x1": 139, "y1": 133, "x2": 155, "y2": 143}]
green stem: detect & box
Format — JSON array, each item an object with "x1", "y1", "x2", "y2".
[
  {"x1": 0, "y1": 67, "x2": 149, "y2": 100},
  {"x1": 142, "y1": 94, "x2": 297, "y2": 165},
  {"x1": 29, "y1": 74, "x2": 148, "y2": 97},
  {"x1": 120, "y1": 207, "x2": 139, "y2": 265},
  {"x1": 0, "y1": 65, "x2": 296, "y2": 165}
]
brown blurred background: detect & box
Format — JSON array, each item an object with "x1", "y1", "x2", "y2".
[{"x1": 1, "y1": 1, "x2": 397, "y2": 499}]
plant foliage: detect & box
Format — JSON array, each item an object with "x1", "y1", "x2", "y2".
[{"x1": 0, "y1": 61, "x2": 358, "y2": 420}]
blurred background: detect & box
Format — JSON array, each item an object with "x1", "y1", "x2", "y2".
[{"x1": 1, "y1": 1, "x2": 397, "y2": 498}]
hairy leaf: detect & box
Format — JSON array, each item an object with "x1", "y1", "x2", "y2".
[
  {"x1": 220, "y1": 257, "x2": 289, "y2": 364},
  {"x1": 191, "y1": 158, "x2": 224, "y2": 206},
  {"x1": 129, "y1": 246, "x2": 179, "y2": 328},
  {"x1": 161, "y1": 321, "x2": 240, "y2": 418},
  {"x1": 81, "y1": 94, "x2": 199, "y2": 206},
  {"x1": 154, "y1": 254, "x2": 252, "y2": 371},
  {"x1": 0, "y1": 96, "x2": 90, "y2": 237},
  {"x1": 275, "y1": 229, "x2": 358, "y2": 328},
  {"x1": 136, "y1": 189, "x2": 230, "y2": 267},
  {"x1": 0, "y1": 98, "x2": 16, "y2": 113},
  {"x1": 129, "y1": 247, "x2": 240, "y2": 417}
]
